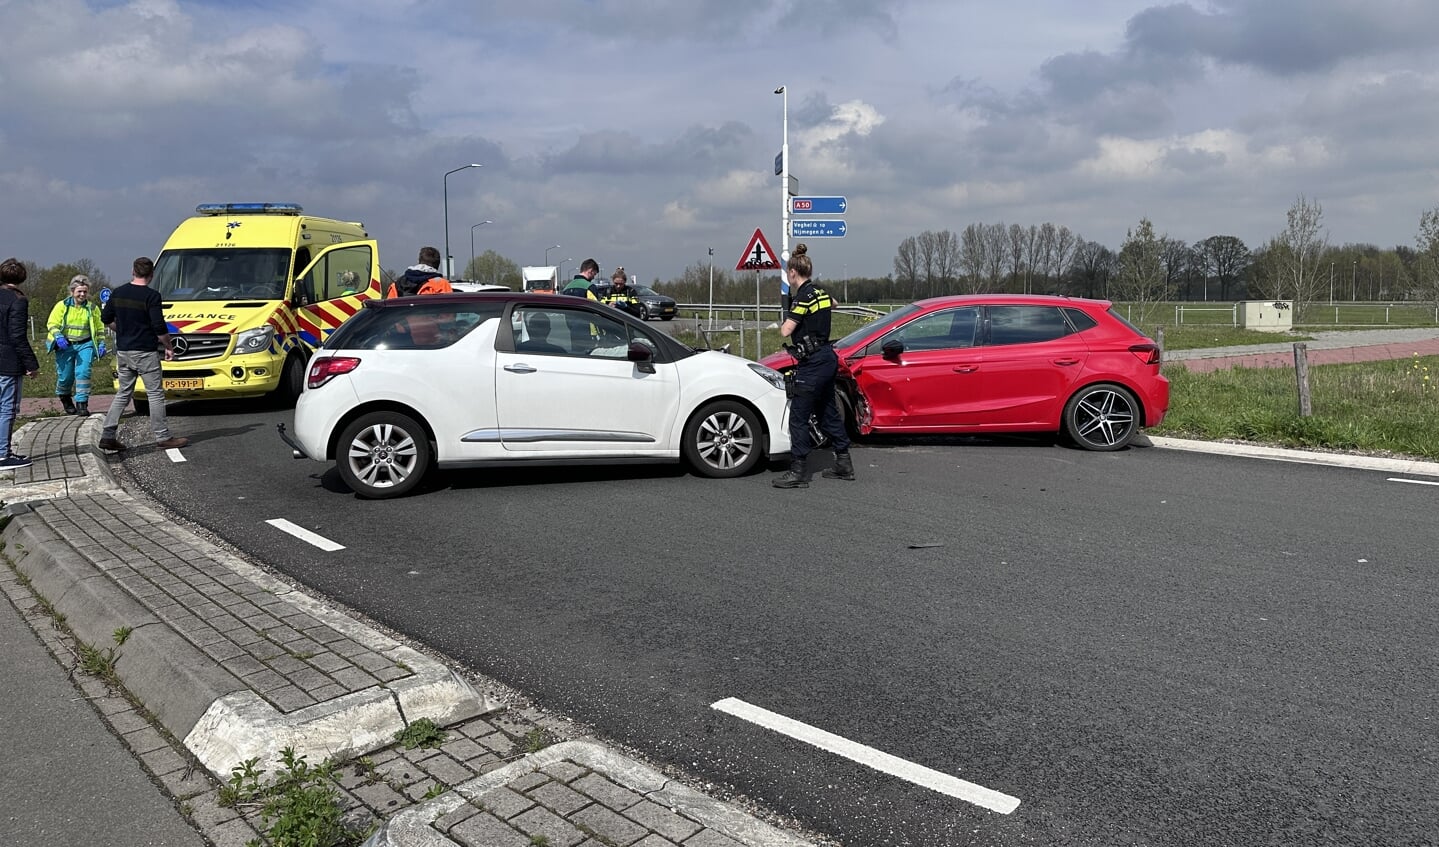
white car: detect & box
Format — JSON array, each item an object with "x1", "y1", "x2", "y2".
[{"x1": 279, "y1": 293, "x2": 792, "y2": 498}]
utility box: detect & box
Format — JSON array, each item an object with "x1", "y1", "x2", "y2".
[{"x1": 1239, "y1": 300, "x2": 1293, "y2": 332}]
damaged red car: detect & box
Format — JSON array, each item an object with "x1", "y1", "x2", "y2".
[{"x1": 760, "y1": 294, "x2": 1169, "y2": 451}]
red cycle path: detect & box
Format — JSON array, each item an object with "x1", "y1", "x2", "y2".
[{"x1": 1173, "y1": 337, "x2": 1439, "y2": 373}]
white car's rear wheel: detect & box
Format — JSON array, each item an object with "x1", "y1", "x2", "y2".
[
  {"x1": 683, "y1": 400, "x2": 762, "y2": 478},
  {"x1": 336, "y1": 411, "x2": 432, "y2": 498}
]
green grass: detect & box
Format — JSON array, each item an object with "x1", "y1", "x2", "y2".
[
  {"x1": 1154, "y1": 354, "x2": 1439, "y2": 459},
  {"x1": 1156, "y1": 325, "x2": 1314, "y2": 351},
  {"x1": 20, "y1": 351, "x2": 116, "y2": 399}
]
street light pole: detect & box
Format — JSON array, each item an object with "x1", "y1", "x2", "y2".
[
  {"x1": 1352, "y1": 261, "x2": 1357, "y2": 301},
  {"x1": 443, "y1": 164, "x2": 482, "y2": 278},
  {"x1": 544, "y1": 244, "x2": 560, "y2": 267},
  {"x1": 1329, "y1": 262, "x2": 1334, "y2": 306},
  {"x1": 775, "y1": 85, "x2": 789, "y2": 310},
  {"x1": 708, "y1": 247, "x2": 715, "y2": 329},
  {"x1": 469, "y1": 220, "x2": 493, "y2": 279}
]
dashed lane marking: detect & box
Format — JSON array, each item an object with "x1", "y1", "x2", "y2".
[
  {"x1": 711, "y1": 696, "x2": 1021, "y2": 814},
  {"x1": 167, "y1": 448, "x2": 186, "y2": 462},
  {"x1": 265, "y1": 518, "x2": 346, "y2": 552},
  {"x1": 1388, "y1": 477, "x2": 1439, "y2": 486}
]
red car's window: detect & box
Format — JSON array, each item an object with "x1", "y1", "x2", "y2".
[{"x1": 986, "y1": 306, "x2": 1072, "y2": 346}]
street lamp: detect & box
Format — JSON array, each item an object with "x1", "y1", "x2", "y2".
[
  {"x1": 544, "y1": 244, "x2": 560, "y2": 267},
  {"x1": 1352, "y1": 260, "x2": 1357, "y2": 301},
  {"x1": 775, "y1": 84, "x2": 789, "y2": 309},
  {"x1": 1329, "y1": 261, "x2": 1334, "y2": 306},
  {"x1": 558, "y1": 257, "x2": 573, "y2": 283},
  {"x1": 469, "y1": 220, "x2": 493, "y2": 280},
  {"x1": 443, "y1": 164, "x2": 482, "y2": 278}
]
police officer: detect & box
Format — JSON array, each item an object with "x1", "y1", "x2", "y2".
[
  {"x1": 773, "y1": 243, "x2": 854, "y2": 489},
  {"x1": 601, "y1": 267, "x2": 642, "y2": 318}
]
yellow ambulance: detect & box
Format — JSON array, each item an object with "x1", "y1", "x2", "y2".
[{"x1": 129, "y1": 203, "x2": 382, "y2": 411}]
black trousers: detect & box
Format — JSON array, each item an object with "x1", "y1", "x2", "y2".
[{"x1": 788, "y1": 345, "x2": 850, "y2": 460}]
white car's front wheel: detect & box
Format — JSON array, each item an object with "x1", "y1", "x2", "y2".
[
  {"x1": 336, "y1": 411, "x2": 432, "y2": 498},
  {"x1": 682, "y1": 400, "x2": 763, "y2": 478}
]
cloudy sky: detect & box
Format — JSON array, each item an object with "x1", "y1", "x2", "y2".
[{"x1": 4, "y1": 0, "x2": 1439, "y2": 287}]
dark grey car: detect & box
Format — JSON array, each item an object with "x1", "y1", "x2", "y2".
[{"x1": 632, "y1": 285, "x2": 677, "y2": 321}]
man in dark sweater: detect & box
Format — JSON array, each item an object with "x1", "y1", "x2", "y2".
[
  {"x1": 0, "y1": 258, "x2": 40, "y2": 469},
  {"x1": 98, "y1": 257, "x2": 188, "y2": 451}
]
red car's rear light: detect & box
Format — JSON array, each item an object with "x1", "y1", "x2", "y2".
[
  {"x1": 1128, "y1": 343, "x2": 1162, "y2": 365},
  {"x1": 308, "y1": 357, "x2": 360, "y2": 389}
]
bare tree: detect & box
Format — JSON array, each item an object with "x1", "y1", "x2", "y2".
[
  {"x1": 1071, "y1": 240, "x2": 1115, "y2": 298},
  {"x1": 1049, "y1": 225, "x2": 1078, "y2": 293},
  {"x1": 1274, "y1": 195, "x2": 1328, "y2": 317},
  {"x1": 960, "y1": 223, "x2": 989, "y2": 293},
  {"x1": 983, "y1": 223, "x2": 1008, "y2": 293},
  {"x1": 1113, "y1": 218, "x2": 1170, "y2": 323},
  {"x1": 893, "y1": 236, "x2": 920, "y2": 297},
  {"x1": 1415, "y1": 208, "x2": 1439, "y2": 313},
  {"x1": 1195, "y1": 235, "x2": 1250, "y2": 300},
  {"x1": 1006, "y1": 224, "x2": 1026, "y2": 293}
]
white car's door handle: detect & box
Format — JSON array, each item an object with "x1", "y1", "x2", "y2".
[{"x1": 504, "y1": 364, "x2": 537, "y2": 373}]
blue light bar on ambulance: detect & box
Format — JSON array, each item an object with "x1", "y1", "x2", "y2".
[{"x1": 195, "y1": 203, "x2": 304, "y2": 216}]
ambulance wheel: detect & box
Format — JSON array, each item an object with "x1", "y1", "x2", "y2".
[
  {"x1": 683, "y1": 400, "x2": 762, "y2": 478},
  {"x1": 336, "y1": 411, "x2": 432, "y2": 499},
  {"x1": 273, "y1": 352, "x2": 307, "y2": 405}
]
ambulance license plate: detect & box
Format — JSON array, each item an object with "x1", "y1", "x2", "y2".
[{"x1": 163, "y1": 379, "x2": 204, "y2": 390}]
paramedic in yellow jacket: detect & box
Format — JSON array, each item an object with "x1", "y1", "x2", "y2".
[{"x1": 46, "y1": 275, "x2": 107, "y2": 416}]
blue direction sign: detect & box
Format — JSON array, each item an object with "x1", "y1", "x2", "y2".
[
  {"x1": 791, "y1": 196, "x2": 848, "y2": 215},
  {"x1": 790, "y1": 219, "x2": 847, "y2": 238}
]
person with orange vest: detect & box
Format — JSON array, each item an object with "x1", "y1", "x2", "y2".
[{"x1": 386, "y1": 246, "x2": 454, "y2": 297}]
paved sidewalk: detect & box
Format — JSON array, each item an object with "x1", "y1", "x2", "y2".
[{"x1": 0, "y1": 414, "x2": 822, "y2": 847}]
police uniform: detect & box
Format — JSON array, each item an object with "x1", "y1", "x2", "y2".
[
  {"x1": 602, "y1": 284, "x2": 642, "y2": 318},
  {"x1": 774, "y1": 278, "x2": 853, "y2": 488}
]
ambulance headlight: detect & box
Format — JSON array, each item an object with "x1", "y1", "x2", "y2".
[{"x1": 235, "y1": 326, "x2": 275, "y2": 354}]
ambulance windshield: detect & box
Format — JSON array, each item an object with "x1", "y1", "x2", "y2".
[{"x1": 153, "y1": 249, "x2": 292, "y2": 301}]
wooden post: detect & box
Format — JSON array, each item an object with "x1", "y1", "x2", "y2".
[
  {"x1": 1294, "y1": 342, "x2": 1312, "y2": 417},
  {"x1": 1155, "y1": 326, "x2": 1165, "y2": 356}
]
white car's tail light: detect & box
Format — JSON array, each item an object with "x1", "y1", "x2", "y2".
[{"x1": 308, "y1": 356, "x2": 360, "y2": 389}]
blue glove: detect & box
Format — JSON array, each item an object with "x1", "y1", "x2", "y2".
[
  {"x1": 54, "y1": 336, "x2": 69, "y2": 351},
  {"x1": 97, "y1": 342, "x2": 107, "y2": 357}
]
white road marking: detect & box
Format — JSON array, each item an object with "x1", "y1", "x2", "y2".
[
  {"x1": 265, "y1": 519, "x2": 346, "y2": 552},
  {"x1": 167, "y1": 448, "x2": 186, "y2": 462},
  {"x1": 711, "y1": 697, "x2": 1021, "y2": 814},
  {"x1": 1387, "y1": 477, "x2": 1439, "y2": 487}
]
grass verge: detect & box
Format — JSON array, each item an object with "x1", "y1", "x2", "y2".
[{"x1": 1154, "y1": 354, "x2": 1439, "y2": 459}]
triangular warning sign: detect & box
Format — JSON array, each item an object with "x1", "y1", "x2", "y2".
[{"x1": 735, "y1": 228, "x2": 781, "y2": 271}]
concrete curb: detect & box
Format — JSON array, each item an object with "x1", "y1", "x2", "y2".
[
  {"x1": 364, "y1": 740, "x2": 816, "y2": 847},
  {"x1": 2, "y1": 489, "x2": 497, "y2": 779},
  {"x1": 2, "y1": 506, "x2": 246, "y2": 737},
  {"x1": 1148, "y1": 435, "x2": 1439, "y2": 477}
]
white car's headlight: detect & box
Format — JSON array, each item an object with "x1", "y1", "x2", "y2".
[
  {"x1": 234, "y1": 326, "x2": 275, "y2": 354},
  {"x1": 748, "y1": 363, "x2": 787, "y2": 391}
]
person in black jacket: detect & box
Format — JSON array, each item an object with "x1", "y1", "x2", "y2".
[
  {"x1": 98, "y1": 257, "x2": 189, "y2": 452},
  {"x1": 0, "y1": 258, "x2": 39, "y2": 469}
]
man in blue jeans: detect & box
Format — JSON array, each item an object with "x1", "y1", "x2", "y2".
[
  {"x1": 98, "y1": 257, "x2": 189, "y2": 452},
  {"x1": 0, "y1": 258, "x2": 39, "y2": 469}
]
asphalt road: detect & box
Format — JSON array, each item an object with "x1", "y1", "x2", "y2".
[{"x1": 115, "y1": 402, "x2": 1439, "y2": 846}]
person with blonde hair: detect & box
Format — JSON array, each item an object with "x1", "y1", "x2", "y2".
[
  {"x1": 601, "y1": 266, "x2": 642, "y2": 318},
  {"x1": 772, "y1": 243, "x2": 854, "y2": 488},
  {"x1": 46, "y1": 274, "x2": 107, "y2": 415}
]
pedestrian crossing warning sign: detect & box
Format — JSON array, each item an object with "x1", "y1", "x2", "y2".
[{"x1": 735, "y1": 228, "x2": 781, "y2": 271}]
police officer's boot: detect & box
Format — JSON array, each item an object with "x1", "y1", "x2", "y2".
[
  {"x1": 772, "y1": 458, "x2": 810, "y2": 489},
  {"x1": 58, "y1": 394, "x2": 75, "y2": 415},
  {"x1": 74, "y1": 401, "x2": 90, "y2": 416},
  {"x1": 822, "y1": 451, "x2": 856, "y2": 481}
]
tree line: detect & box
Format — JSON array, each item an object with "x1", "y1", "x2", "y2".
[{"x1": 21, "y1": 196, "x2": 1439, "y2": 320}]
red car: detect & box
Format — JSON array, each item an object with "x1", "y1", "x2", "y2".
[{"x1": 760, "y1": 294, "x2": 1169, "y2": 451}]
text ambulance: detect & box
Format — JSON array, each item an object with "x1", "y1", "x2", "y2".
[{"x1": 129, "y1": 203, "x2": 381, "y2": 410}]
